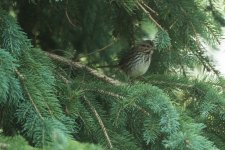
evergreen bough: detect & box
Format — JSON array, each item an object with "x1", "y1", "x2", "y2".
[{"x1": 0, "y1": 0, "x2": 225, "y2": 149}]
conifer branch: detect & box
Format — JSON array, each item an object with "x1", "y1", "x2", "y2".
[
  {"x1": 86, "y1": 42, "x2": 114, "y2": 56},
  {"x1": 135, "y1": 105, "x2": 151, "y2": 116},
  {"x1": 58, "y1": 74, "x2": 71, "y2": 84},
  {"x1": 205, "y1": 25, "x2": 220, "y2": 44},
  {"x1": 139, "y1": 0, "x2": 158, "y2": 15},
  {"x1": 16, "y1": 68, "x2": 55, "y2": 118},
  {"x1": 77, "y1": 41, "x2": 115, "y2": 61},
  {"x1": 190, "y1": 22, "x2": 220, "y2": 77},
  {"x1": 83, "y1": 89, "x2": 124, "y2": 100},
  {"x1": 147, "y1": 80, "x2": 193, "y2": 89},
  {"x1": 45, "y1": 52, "x2": 125, "y2": 86},
  {"x1": 169, "y1": 18, "x2": 179, "y2": 29},
  {"x1": 83, "y1": 89, "x2": 150, "y2": 116},
  {"x1": 1, "y1": 2, "x2": 224, "y2": 149},
  {"x1": 82, "y1": 96, "x2": 113, "y2": 149},
  {"x1": 15, "y1": 69, "x2": 25, "y2": 80},
  {"x1": 137, "y1": 1, "x2": 164, "y2": 31},
  {"x1": 15, "y1": 70, "x2": 44, "y2": 120},
  {"x1": 179, "y1": 6, "x2": 220, "y2": 77}
]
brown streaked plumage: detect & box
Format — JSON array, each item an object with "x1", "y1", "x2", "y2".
[{"x1": 119, "y1": 40, "x2": 154, "y2": 77}]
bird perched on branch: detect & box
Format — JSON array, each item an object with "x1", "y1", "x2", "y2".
[
  {"x1": 118, "y1": 40, "x2": 154, "y2": 77},
  {"x1": 98, "y1": 40, "x2": 155, "y2": 78}
]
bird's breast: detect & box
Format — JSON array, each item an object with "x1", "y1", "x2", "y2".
[{"x1": 128, "y1": 58, "x2": 151, "y2": 77}]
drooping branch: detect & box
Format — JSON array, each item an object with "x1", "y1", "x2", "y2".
[
  {"x1": 45, "y1": 52, "x2": 125, "y2": 86},
  {"x1": 179, "y1": 6, "x2": 220, "y2": 77},
  {"x1": 15, "y1": 70, "x2": 44, "y2": 120},
  {"x1": 83, "y1": 89, "x2": 124, "y2": 100},
  {"x1": 139, "y1": 0, "x2": 158, "y2": 15},
  {"x1": 82, "y1": 96, "x2": 113, "y2": 149},
  {"x1": 137, "y1": 1, "x2": 164, "y2": 31},
  {"x1": 190, "y1": 22, "x2": 220, "y2": 77},
  {"x1": 65, "y1": 0, "x2": 79, "y2": 28},
  {"x1": 83, "y1": 89, "x2": 150, "y2": 116},
  {"x1": 143, "y1": 79, "x2": 193, "y2": 89}
]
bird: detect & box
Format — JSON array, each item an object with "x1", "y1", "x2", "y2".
[
  {"x1": 98, "y1": 40, "x2": 155, "y2": 77},
  {"x1": 118, "y1": 40, "x2": 155, "y2": 77}
]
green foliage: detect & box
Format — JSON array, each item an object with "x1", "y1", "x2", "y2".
[
  {"x1": 0, "y1": 50, "x2": 21, "y2": 104},
  {"x1": 0, "y1": 134, "x2": 104, "y2": 150},
  {"x1": 0, "y1": 10, "x2": 31, "y2": 57},
  {"x1": 0, "y1": 0, "x2": 225, "y2": 150},
  {"x1": 0, "y1": 10, "x2": 73, "y2": 147},
  {"x1": 164, "y1": 123, "x2": 219, "y2": 150},
  {"x1": 0, "y1": 134, "x2": 37, "y2": 150}
]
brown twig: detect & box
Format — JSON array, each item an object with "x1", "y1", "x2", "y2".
[
  {"x1": 137, "y1": 1, "x2": 164, "y2": 31},
  {"x1": 83, "y1": 89, "x2": 124, "y2": 99},
  {"x1": 83, "y1": 89, "x2": 150, "y2": 116},
  {"x1": 15, "y1": 70, "x2": 44, "y2": 120},
  {"x1": 87, "y1": 42, "x2": 114, "y2": 56},
  {"x1": 139, "y1": 0, "x2": 158, "y2": 15},
  {"x1": 83, "y1": 96, "x2": 113, "y2": 149},
  {"x1": 15, "y1": 69, "x2": 25, "y2": 80},
  {"x1": 45, "y1": 53, "x2": 150, "y2": 116},
  {"x1": 65, "y1": 0, "x2": 79, "y2": 28},
  {"x1": 169, "y1": 18, "x2": 179, "y2": 29},
  {"x1": 65, "y1": 9, "x2": 78, "y2": 28},
  {"x1": 16, "y1": 70, "x2": 55, "y2": 118},
  {"x1": 76, "y1": 42, "x2": 115, "y2": 61},
  {"x1": 45, "y1": 52, "x2": 125, "y2": 86},
  {"x1": 58, "y1": 74, "x2": 71, "y2": 84},
  {"x1": 149, "y1": 80, "x2": 193, "y2": 89}
]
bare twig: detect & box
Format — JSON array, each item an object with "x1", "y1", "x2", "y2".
[
  {"x1": 169, "y1": 18, "x2": 179, "y2": 29},
  {"x1": 83, "y1": 96, "x2": 113, "y2": 149},
  {"x1": 139, "y1": 0, "x2": 158, "y2": 15},
  {"x1": 58, "y1": 74, "x2": 71, "y2": 84},
  {"x1": 45, "y1": 52, "x2": 125, "y2": 86},
  {"x1": 65, "y1": 9, "x2": 78, "y2": 28},
  {"x1": 137, "y1": 1, "x2": 164, "y2": 31},
  {"x1": 65, "y1": 0, "x2": 78, "y2": 28},
  {"x1": 86, "y1": 42, "x2": 114, "y2": 56},
  {"x1": 76, "y1": 42, "x2": 115, "y2": 61},
  {"x1": 15, "y1": 69, "x2": 25, "y2": 80}
]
